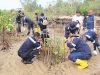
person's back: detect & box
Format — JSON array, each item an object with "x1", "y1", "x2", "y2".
[
  {"x1": 84, "y1": 31, "x2": 97, "y2": 39},
  {"x1": 18, "y1": 37, "x2": 39, "y2": 54},
  {"x1": 38, "y1": 13, "x2": 47, "y2": 31},
  {"x1": 83, "y1": 30, "x2": 100, "y2": 55},
  {"x1": 24, "y1": 16, "x2": 33, "y2": 25},
  {"x1": 67, "y1": 37, "x2": 91, "y2": 54},
  {"x1": 22, "y1": 13, "x2": 34, "y2": 35},
  {"x1": 18, "y1": 32, "x2": 41, "y2": 64},
  {"x1": 38, "y1": 15, "x2": 46, "y2": 23}
]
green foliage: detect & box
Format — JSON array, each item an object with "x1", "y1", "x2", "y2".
[
  {"x1": 0, "y1": 10, "x2": 13, "y2": 31},
  {"x1": 79, "y1": 0, "x2": 100, "y2": 15},
  {"x1": 21, "y1": 0, "x2": 100, "y2": 20}
]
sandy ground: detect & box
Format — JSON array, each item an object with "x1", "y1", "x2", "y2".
[{"x1": 0, "y1": 27, "x2": 100, "y2": 75}]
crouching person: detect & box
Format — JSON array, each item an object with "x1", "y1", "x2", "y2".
[
  {"x1": 18, "y1": 32, "x2": 41, "y2": 64},
  {"x1": 82, "y1": 30, "x2": 100, "y2": 55},
  {"x1": 67, "y1": 34, "x2": 92, "y2": 69},
  {"x1": 64, "y1": 21, "x2": 80, "y2": 40}
]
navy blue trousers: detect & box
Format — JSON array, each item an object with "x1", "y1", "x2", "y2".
[
  {"x1": 38, "y1": 22, "x2": 47, "y2": 31},
  {"x1": 18, "y1": 49, "x2": 38, "y2": 61},
  {"x1": 68, "y1": 50, "x2": 91, "y2": 62}
]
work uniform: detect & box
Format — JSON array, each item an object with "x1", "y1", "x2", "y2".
[
  {"x1": 18, "y1": 37, "x2": 41, "y2": 61},
  {"x1": 67, "y1": 37, "x2": 91, "y2": 62},
  {"x1": 86, "y1": 15, "x2": 95, "y2": 31},
  {"x1": 83, "y1": 31, "x2": 100, "y2": 50},
  {"x1": 38, "y1": 15, "x2": 47, "y2": 31},
  {"x1": 23, "y1": 16, "x2": 34, "y2": 35},
  {"x1": 65, "y1": 21, "x2": 79, "y2": 39},
  {"x1": 83, "y1": 16, "x2": 87, "y2": 29},
  {"x1": 16, "y1": 14, "x2": 22, "y2": 33}
]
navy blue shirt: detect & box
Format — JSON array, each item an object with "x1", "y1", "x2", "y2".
[
  {"x1": 83, "y1": 31, "x2": 97, "y2": 42},
  {"x1": 18, "y1": 37, "x2": 41, "y2": 54},
  {"x1": 23, "y1": 16, "x2": 33, "y2": 27},
  {"x1": 16, "y1": 14, "x2": 22, "y2": 24},
  {"x1": 38, "y1": 15, "x2": 47, "y2": 25},
  {"x1": 86, "y1": 15, "x2": 95, "y2": 29},
  {"x1": 65, "y1": 21, "x2": 78, "y2": 39},
  {"x1": 67, "y1": 37, "x2": 91, "y2": 54}
]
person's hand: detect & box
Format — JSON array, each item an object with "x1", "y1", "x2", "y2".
[{"x1": 64, "y1": 37, "x2": 68, "y2": 43}]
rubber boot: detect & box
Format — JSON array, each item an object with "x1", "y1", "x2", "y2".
[
  {"x1": 63, "y1": 43, "x2": 67, "y2": 49},
  {"x1": 75, "y1": 59, "x2": 88, "y2": 69}
]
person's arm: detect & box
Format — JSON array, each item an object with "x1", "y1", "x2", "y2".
[
  {"x1": 85, "y1": 35, "x2": 95, "y2": 43},
  {"x1": 65, "y1": 26, "x2": 70, "y2": 39},
  {"x1": 16, "y1": 16, "x2": 18, "y2": 23},
  {"x1": 67, "y1": 37, "x2": 78, "y2": 48}
]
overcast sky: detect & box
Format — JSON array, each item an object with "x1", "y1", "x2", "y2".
[{"x1": 0, "y1": 0, "x2": 68, "y2": 10}]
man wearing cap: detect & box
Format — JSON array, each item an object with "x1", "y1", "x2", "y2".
[{"x1": 18, "y1": 32, "x2": 41, "y2": 64}]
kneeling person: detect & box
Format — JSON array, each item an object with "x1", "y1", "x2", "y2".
[
  {"x1": 82, "y1": 30, "x2": 100, "y2": 55},
  {"x1": 18, "y1": 32, "x2": 41, "y2": 64},
  {"x1": 65, "y1": 21, "x2": 79, "y2": 40},
  {"x1": 67, "y1": 34, "x2": 91, "y2": 69}
]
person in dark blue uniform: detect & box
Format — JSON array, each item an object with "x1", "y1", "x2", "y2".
[
  {"x1": 22, "y1": 13, "x2": 34, "y2": 35},
  {"x1": 38, "y1": 13, "x2": 47, "y2": 31},
  {"x1": 67, "y1": 33, "x2": 91, "y2": 69},
  {"x1": 82, "y1": 30, "x2": 100, "y2": 55},
  {"x1": 18, "y1": 32, "x2": 41, "y2": 64},
  {"x1": 16, "y1": 10, "x2": 22, "y2": 34},
  {"x1": 86, "y1": 10, "x2": 95, "y2": 31},
  {"x1": 65, "y1": 21, "x2": 79, "y2": 39},
  {"x1": 83, "y1": 12, "x2": 87, "y2": 30}
]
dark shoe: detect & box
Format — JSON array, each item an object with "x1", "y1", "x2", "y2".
[{"x1": 21, "y1": 60, "x2": 33, "y2": 64}]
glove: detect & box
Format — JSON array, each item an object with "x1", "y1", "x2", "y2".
[{"x1": 92, "y1": 50, "x2": 98, "y2": 55}]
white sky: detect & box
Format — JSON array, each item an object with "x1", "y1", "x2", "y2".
[
  {"x1": 0, "y1": 0, "x2": 67, "y2": 10},
  {"x1": 0, "y1": 0, "x2": 22, "y2": 10}
]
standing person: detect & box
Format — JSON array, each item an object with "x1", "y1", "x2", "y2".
[
  {"x1": 16, "y1": 10, "x2": 22, "y2": 35},
  {"x1": 86, "y1": 10, "x2": 96, "y2": 31},
  {"x1": 21, "y1": 13, "x2": 34, "y2": 35},
  {"x1": 38, "y1": 13, "x2": 48, "y2": 31},
  {"x1": 72, "y1": 11, "x2": 83, "y2": 32},
  {"x1": 82, "y1": 30, "x2": 100, "y2": 55},
  {"x1": 67, "y1": 33, "x2": 92, "y2": 69},
  {"x1": 34, "y1": 13, "x2": 41, "y2": 33},
  {"x1": 35, "y1": 13, "x2": 39, "y2": 23},
  {"x1": 18, "y1": 32, "x2": 41, "y2": 64},
  {"x1": 83, "y1": 12, "x2": 87, "y2": 30}
]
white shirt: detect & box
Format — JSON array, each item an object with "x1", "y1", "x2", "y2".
[{"x1": 72, "y1": 15, "x2": 83, "y2": 24}]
